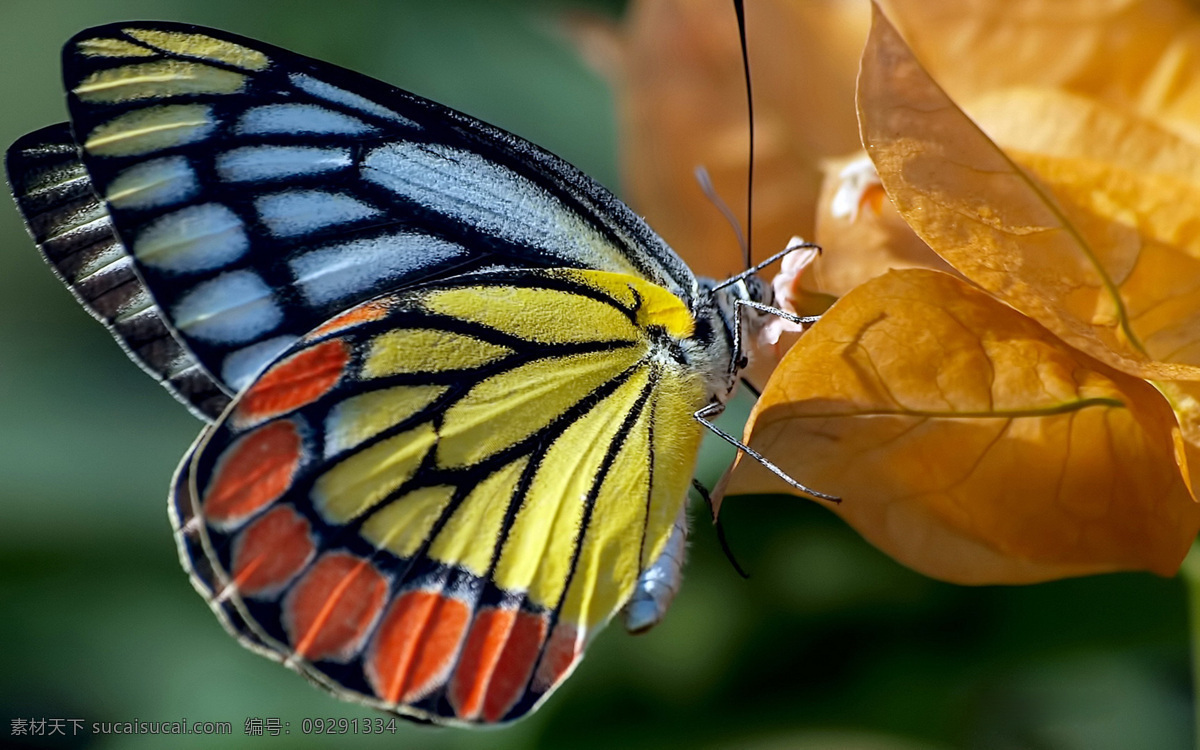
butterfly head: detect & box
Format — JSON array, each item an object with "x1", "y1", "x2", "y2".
[
  {"x1": 694, "y1": 272, "x2": 773, "y2": 395},
  {"x1": 727, "y1": 272, "x2": 772, "y2": 310}
]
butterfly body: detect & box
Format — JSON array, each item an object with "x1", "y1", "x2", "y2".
[{"x1": 7, "y1": 21, "x2": 768, "y2": 724}]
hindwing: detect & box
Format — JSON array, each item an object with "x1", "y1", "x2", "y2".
[{"x1": 172, "y1": 268, "x2": 709, "y2": 724}]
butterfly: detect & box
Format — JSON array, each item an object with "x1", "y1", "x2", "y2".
[{"x1": 6, "y1": 21, "x2": 787, "y2": 725}]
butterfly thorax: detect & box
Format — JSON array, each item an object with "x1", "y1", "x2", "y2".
[{"x1": 689, "y1": 273, "x2": 773, "y2": 406}]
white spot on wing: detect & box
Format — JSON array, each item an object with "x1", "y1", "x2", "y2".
[
  {"x1": 360, "y1": 142, "x2": 635, "y2": 274},
  {"x1": 256, "y1": 190, "x2": 380, "y2": 238},
  {"x1": 291, "y1": 73, "x2": 418, "y2": 127},
  {"x1": 106, "y1": 156, "x2": 197, "y2": 209},
  {"x1": 238, "y1": 103, "x2": 377, "y2": 136},
  {"x1": 290, "y1": 234, "x2": 464, "y2": 307},
  {"x1": 134, "y1": 203, "x2": 249, "y2": 273},
  {"x1": 221, "y1": 334, "x2": 299, "y2": 392},
  {"x1": 83, "y1": 103, "x2": 215, "y2": 157},
  {"x1": 173, "y1": 269, "x2": 282, "y2": 344},
  {"x1": 216, "y1": 146, "x2": 351, "y2": 183}
]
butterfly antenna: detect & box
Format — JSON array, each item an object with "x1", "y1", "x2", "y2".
[
  {"x1": 695, "y1": 165, "x2": 748, "y2": 261},
  {"x1": 693, "y1": 479, "x2": 749, "y2": 579},
  {"x1": 709, "y1": 239, "x2": 820, "y2": 293},
  {"x1": 734, "y1": 0, "x2": 754, "y2": 268}
]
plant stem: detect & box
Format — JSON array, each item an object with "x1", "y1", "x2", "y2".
[{"x1": 1180, "y1": 538, "x2": 1200, "y2": 750}]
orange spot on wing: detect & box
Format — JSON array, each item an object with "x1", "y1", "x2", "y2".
[
  {"x1": 231, "y1": 505, "x2": 315, "y2": 596},
  {"x1": 367, "y1": 590, "x2": 470, "y2": 705},
  {"x1": 450, "y1": 608, "x2": 547, "y2": 722},
  {"x1": 235, "y1": 338, "x2": 350, "y2": 424},
  {"x1": 310, "y1": 299, "x2": 391, "y2": 337},
  {"x1": 284, "y1": 552, "x2": 388, "y2": 662},
  {"x1": 532, "y1": 621, "x2": 581, "y2": 694},
  {"x1": 203, "y1": 420, "x2": 302, "y2": 524}
]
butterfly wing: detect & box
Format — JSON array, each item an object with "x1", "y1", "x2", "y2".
[
  {"x1": 7, "y1": 123, "x2": 233, "y2": 418},
  {"x1": 6, "y1": 21, "x2": 701, "y2": 418},
  {"x1": 172, "y1": 267, "x2": 709, "y2": 724},
  {"x1": 6, "y1": 21, "x2": 748, "y2": 721}
]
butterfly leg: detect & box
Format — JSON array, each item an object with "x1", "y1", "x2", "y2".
[
  {"x1": 728, "y1": 297, "x2": 822, "y2": 377},
  {"x1": 709, "y1": 241, "x2": 822, "y2": 294},
  {"x1": 693, "y1": 402, "x2": 840, "y2": 503},
  {"x1": 736, "y1": 299, "x2": 822, "y2": 327},
  {"x1": 622, "y1": 503, "x2": 688, "y2": 634},
  {"x1": 692, "y1": 477, "x2": 750, "y2": 579}
]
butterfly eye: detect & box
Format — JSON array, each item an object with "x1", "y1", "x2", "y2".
[{"x1": 744, "y1": 275, "x2": 772, "y2": 306}]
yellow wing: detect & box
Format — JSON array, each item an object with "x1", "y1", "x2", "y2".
[{"x1": 172, "y1": 267, "x2": 710, "y2": 724}]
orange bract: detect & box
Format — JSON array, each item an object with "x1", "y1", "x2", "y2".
[
  {"x1": 727, "y1": 269, "x2": 1200, "y2": 583},
  {"x1": 858, "y1": 4, "x2": 1200, "y2": 383},
  {"x1": 879, "y1": 0, "x2": 1200, "y2": 143},
  {"x1": 660, "y1": 0, "x2": 1200, "y2": 583},
  {"x1": 610, "y1": 0, "x2": 867, "y2": 278},
  {"x1": 811, "y1": 154, "x2": 955, "y2": 296}
]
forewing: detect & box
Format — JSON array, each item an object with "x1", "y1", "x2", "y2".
[
  {"x1": 7, "y1": 124, "x2": 230, "y2": 418},
  {"x1": 173, "y1": 268, "x2": 708, "y2": 724},
  {"x1": 9, "y1": 21, "x2": 696, "y2": 407}
]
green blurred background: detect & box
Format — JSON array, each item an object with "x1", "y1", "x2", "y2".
[{"x1": 0, "y1": 1, "x2": 1194, "y2": 748}]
